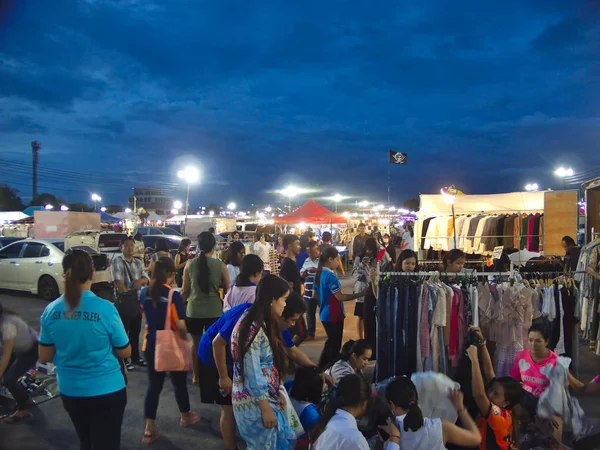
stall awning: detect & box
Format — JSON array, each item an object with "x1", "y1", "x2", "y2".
[
  {"x1": 274, "y1": 200, "x2": 347, "y2": 225},
  {"x1": 100, "y1": 212, "x2": 120, "y2": 224},
  {"x1": 418, "y1": 191, "x2": 546, "y2": 217},
  {"x1": 0, "y1": 211, "x2": 30, "y2": 222}
]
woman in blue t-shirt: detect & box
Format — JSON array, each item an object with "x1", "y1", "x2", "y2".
[
  {"x1": 140, "y1": 257, "x2": 201, "y2": 444},
  {"x1": 314, "y1": 247, "x2": 369, "y2": 369},
  {"x1": 39, "y1": 249, "x2": 132, "y2": 450}
]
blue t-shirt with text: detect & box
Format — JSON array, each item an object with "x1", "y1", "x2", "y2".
[
  {"x1": 316, "y1": 267, "x2": 344, "y2": 323},
  {"x1": 39, "y1": 291, "x2": 129, "y2": 397}
]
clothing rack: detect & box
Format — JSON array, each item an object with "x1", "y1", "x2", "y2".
[{"x1": 378, "y1": 271, "x2": 513, "y2": 277}]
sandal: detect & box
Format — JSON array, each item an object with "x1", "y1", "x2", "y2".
[
  {"x1": 141, "y1": 429, "x2": 160, "y2": 444},
  {"x1": 4, "y1": 412, "x2": 32, "y2": 424},
  {"x1": 180, "y1": 411, "x2": 201, "y2": 427}
]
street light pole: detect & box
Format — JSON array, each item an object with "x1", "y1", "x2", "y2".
[{"x1": 184, "y1": 182, "x2": 190, "y2": 235}]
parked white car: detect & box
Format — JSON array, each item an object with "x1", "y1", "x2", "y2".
[
  {"x1": 65, "y1": 230, "x2": 128, "y2": 263},
  {"x1": 0, "y1": 239, "x2": 110, "y2": 302}
]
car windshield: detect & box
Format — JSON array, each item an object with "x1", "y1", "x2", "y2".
[
  {"x1": 99, "y1": 233, "x2": 128, "y2": 248},
  {"x1": 53, "y1": 242, "x2": 65, "y2": 252},
  {"x1": 160, "y1": 228, "x2": 182, "y2": 236}
]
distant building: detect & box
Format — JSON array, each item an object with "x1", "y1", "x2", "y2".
[{"x1": 128, "y1": 188, "x2": 174, "y2": 216}]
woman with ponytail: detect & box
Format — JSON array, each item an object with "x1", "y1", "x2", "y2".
[
  {"x1": 222, "y1": 254, "x2": 264, "y2": 312},
  {"x1": 139, "y1": 257, "x2": 200, "y2": 444},
  {"x1": 182, "y1": 231, "x2": 230, "y2": 385},
  {"x1": 315, "y1": 247, "x2": 370, "y2": 369},
  {"x1": 384, "y1": 377, "x2": 481, "y2": 449},
  {"x1": 39, "y1": 249, "x2": 131, "y2": 449},
  {"x1": 325, "y1": 339, "x2": 372, "y2": 384},
  {"x1": 311, "y1": 374, "x2": 400, "y2": 449},
  {"x1": 0, "y1": 304, "x2": 38, "y2": 424}
]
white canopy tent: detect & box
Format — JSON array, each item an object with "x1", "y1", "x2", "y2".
[{"x1": 0, "y1": 211, "x2": 30, "y2": 223}]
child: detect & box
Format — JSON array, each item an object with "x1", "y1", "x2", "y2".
[{"x1": 466, "y1": 328, "x2": 523, "y2": 450}]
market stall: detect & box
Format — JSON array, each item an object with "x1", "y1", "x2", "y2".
[
  {"x1": 416, "y1": 190, "x2": 578, "y2": 262},
  {"x1": 582, "y1": 177, "x2": 600, "y2": 243},
  {"x1": 274, "y1": 199, "x2": 347, "y2": 226}
]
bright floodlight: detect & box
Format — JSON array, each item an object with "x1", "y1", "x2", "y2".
[
  {"x1": 125, "y1": 208, "x2": 132, "y2": 213},
  {"x1": 525, "y1": 183, "x2": 539, "y2": 191},
  {"x1": 265, "y1": 206, "x2": 272, "y2": 212},
  {"x1": 171, "y1": 208, "x2": 178, "y2": 215},
  {"x1": 209, "y1": 210, "x2": 215, "y2": 216},
  {"x1": 280, "y1": 185, "x2": 307, "y2": 198},
  {"x1": 227, "y1": 202, "x2": 236, "y2": 210},
  {"x1": 100, "y1": 207, "x2": 107, "y2": 212},
  {"x1": 177, "y1": 166, "x2": 200, "y2": 183},
  {"x1": 331, "y1": 193, "x2": 343, "y2": 203},
  {"x1": 60, "y1": 205, "x2": 69, "y2": 211},
  {"x1": 91, "y1": 193, "x2": 101, "y2": 202},
  {"x1": 440, "y1": 186, "x2": 457, "y2": 205},
  {"x1": 358, "y1": 200, "x2": 369, "y2": 207},
  {"x1": 173, "y1": 200, "x2": 183, "y2": 209},
  {"x1": 554, "y1": 167, "x2": 574, "y2": 177},
  {"x1": 44, "y1": 204, "x2": 54, "y2": 210}
]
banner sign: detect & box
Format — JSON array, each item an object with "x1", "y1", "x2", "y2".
[{"x1": 388, "y1": 150, "x2": 407, "y2": 165}]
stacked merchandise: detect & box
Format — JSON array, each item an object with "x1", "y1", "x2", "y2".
[
  {"x1": 575, "y1": 238, "x2": 600, "y2": 352},
  {"x1": 420, "y1": 213, "x2": 544, "y2": 255}
]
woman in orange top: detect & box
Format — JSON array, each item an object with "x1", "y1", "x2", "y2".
[{"x1": 466, "y1": 328, "x2": 523, "y2": 450}]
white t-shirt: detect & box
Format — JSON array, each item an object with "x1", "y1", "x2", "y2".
[
  {"x1": 226, "y1": 264, "x2": 240, "y2": 284},
  {"x1": 253, "y1": 241, "x2": 271, "y2": 270},
  {"x1": 402, "y1": 231, "x2": 414, "y2": 250}
]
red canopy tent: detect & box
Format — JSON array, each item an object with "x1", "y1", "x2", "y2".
[{"x1": 274, "y1": 200, "x2": 347, "y2": 225}]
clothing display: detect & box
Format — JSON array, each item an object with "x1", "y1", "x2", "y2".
[
  {"x1": 575, "y1": 239, "x2": 600, "y2": 350},
  {"x1": 420, "y1": 213, "x2": 544, "y2": 255}
]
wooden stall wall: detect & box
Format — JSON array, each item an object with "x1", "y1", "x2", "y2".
[{"x1": 543, "y1": 190, "x2": 578, "y2": 255}]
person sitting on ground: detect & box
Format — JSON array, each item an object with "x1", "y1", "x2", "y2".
[
  {"x1": 326, "y1": 339, "x2": 372, "y2": 384},
  {"x1": 310, "y1": 374, "x2": 400, "y2": 450},
  {"x1": 466, "y1": 327, "x2": 523, "y2": 450},
  {"x1": 384, "y1": 376, "x2": 482, "y2": 449},
  {"x1": 286, "y1": 366, "x2": 326, "y2": 434},
  {"x1": 0, "y1": 304, "x2": 39, "y2": 424}
]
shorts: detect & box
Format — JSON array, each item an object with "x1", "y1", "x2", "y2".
[
  {"x1": 186, "y1": 317, "x2": 218, "y2": 336},
  {"x1": 198, "y1": 356, "x2": 232, "y2": 406},
  {"x1": 354, "y1": 302, "x2": 364, "y2": 318}
]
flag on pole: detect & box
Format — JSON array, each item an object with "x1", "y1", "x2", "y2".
[{"x1": 388, "y1": 150, "x2": 407, "y2": 164}]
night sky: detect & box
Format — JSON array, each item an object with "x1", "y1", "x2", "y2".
[{"x1": 1, "y1": 0, "x2": 599, "y2": 210}]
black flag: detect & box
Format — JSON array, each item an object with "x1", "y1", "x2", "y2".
[{"x1": 388, "y1": 150, "x2": 407, "y2": 165}]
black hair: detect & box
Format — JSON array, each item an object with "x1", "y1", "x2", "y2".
[
  {"x1": 383, "y1": 233, "x2": 390, "y2": 239},
  {"x1": 443, "y1": 249, "x2": 466, "y2": 270},
  {"x1": 208, "y1": 227, "x2": 215, "y2": 233},
  {"x1": 358, "y1": 223, "x2": 366, "y2": 228},
  {"x1": 196, "y1": 231, "x2": 217, "y2": 294},
  {"x1": 406, "y1": 222, "x2": 414, "y2": 237},
  {"x1": 226, "y1": 241, "x2": 245, "y2": 266},
  {"x1": 307, "y1": 240, "x2": 319, "y2": 250},
  {"x1": 395, "y1": 249, "x2": 418, "y2": 272},
  {"x1": 282, "y1": 292, "x2": 307, "y2": 320},
  {"x1": 562, "y1": 236, "x2": 576, "y2": 247},
  {"x1": 290, "y1": 367, "x2": 324, "y2": 405},
  {"x1": 315, "y1": 246, "x2": 339, "y2": 287},
  {"x1": 62, "y1": 249, "x2": 94, "y2": 310},
  {"x1": 178, "y1": 238, "x2": 191, "y2": 252},
  {"x1": 488, "y1": 377, "x2": 523, "y2": 410},
  {"x1": 361, "y1": 237, "x2": 378, "y2": 259},
  {"x1": 310, "y1": 374, "x2": 371, "y2": 443},
  {"x1": 134, "y1": 232, "x2": 143, "y2": 241},
  {"x1": 155, "y1": 238, "x2": 169, "y2": 253},
  {"x1": 321, "y1": 231, "x2": 332, "y2": 243},
  {"x1": 235, "y1": 254, "x2": 264, "y2": 287},
  {"x1": 385, "y1": 377, "x2": 424, "y2": 432},
  {"x1": 528, "y1": 320, "x2": 551, "y2": 342},
  {"x1": 150, "y1": 257, "x2": 175, "y2": 308},
  {"x1": 326, "y1": 339, "x2": 372, "y2": 369},
  {"x1": 283, "y1": 234, "x2": 299, "y2": 251},
  {"x1": 299, "y1": 234, "x2": 310, "y2": 249},
  {"x1": 236, "y1": 275, "x2": 290, "y2": 382},
  {"x1": 122, "y1": 236, "x2": 135, "y2": 245}
]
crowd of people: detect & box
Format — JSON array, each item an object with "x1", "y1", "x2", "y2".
[{"x1": 0, "y1": 226, "x2": 598, "y2": 450}]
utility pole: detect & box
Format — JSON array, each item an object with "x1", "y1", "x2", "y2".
[{"x1": 31, "y1": 141, "x2": 41, "y2": 203}]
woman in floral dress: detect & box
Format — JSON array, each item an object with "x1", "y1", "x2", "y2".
[{"x1": 231, "y1": 275, "x2": 296, "y2": 450}]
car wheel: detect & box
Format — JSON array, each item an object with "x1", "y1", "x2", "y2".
[{"x1": 38, "y1": 276, "x2": 59, "y2": 302}]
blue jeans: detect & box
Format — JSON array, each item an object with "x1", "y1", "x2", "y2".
[{"x1": 304, "y1": 296, "x2": 317, "y2": 337}]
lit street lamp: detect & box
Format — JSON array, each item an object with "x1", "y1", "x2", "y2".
[
  {"x1": 358, "y1": 200, "x2": 369, "y2": 208},
  {"x1": 173, "y1": 200, "x2": 183, "y2": 210},
  {"x1": 100, "y1": 207, "x2": 107, "y2": 212},
  {"x1": 125, "y1": 208, "x2": 132, "y2": 214},
  {"x1": 330, "y1": 193, "x2": 343, "y2": 212},
  {"x1": 90, "y1": 193, "x2": 102, "y2": 211},
  {"x1": 44, "y1": 204, "x2": 54, "y2": 210},
  {"x1": 279, "y1": 185, "x2": 307, "y2": 213},
  {"x1": 177, "y1": 166, "x2": 200, "y2": 234},
  {"x1": 525, "y1": 183, "x2": 539, "y2": 192},
  {"x1": 227, "y1": 202, "x2": 236, "y2": 211},
  {"x1": 554, "y1": 167, "x2": 574, "y2": 190},
  {"x1": 60, "y1": 205, "x2": 69, "y2": 211}
]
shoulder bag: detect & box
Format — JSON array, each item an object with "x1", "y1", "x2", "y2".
[
  {"x1": 115, "y1": 260, "x2": 141, "y2": 322},
  {"x1": 155, "y1": 289, "x2": 191, "y2": 372}
]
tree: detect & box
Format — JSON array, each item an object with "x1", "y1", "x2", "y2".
[
  {"x1": 31, "y1": 192, "x2": 63, "y2": 209},
  {"x1": 0, "y1": 185, "x2": 26, "y2": 211},
  {"x1": 68, "y1": 202, "x2": 91, "y2": 212},
  {"x1": 403, "y1": 197, "x2": 419, "y2": 211}
]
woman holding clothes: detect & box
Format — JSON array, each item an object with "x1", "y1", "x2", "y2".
[
  {"x1": 39, "y1": 249, "x2": 131, "y2": 450},
  {"x1": 140, "y1": 257, "x2": 201, "y2": 444},
  {"x1": 231, "y1": 275, "x2": 295, "y2": 450},
  {"x1": 0, "y1": 305, "x2": 38, "y2": 424},
  {"x1": 182, "y1": 231, "x2": 230, "y2": 385}
]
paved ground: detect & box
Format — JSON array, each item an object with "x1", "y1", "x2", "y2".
[{"x1": 0, "y1": 279, "x2": 599, "y2": 449}]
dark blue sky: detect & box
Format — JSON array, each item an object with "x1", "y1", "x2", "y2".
[{"x1": 1, "y1": 0, "x2": 599, "y2": 209}]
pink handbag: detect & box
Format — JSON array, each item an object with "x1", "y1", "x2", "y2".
[{"x1": 155, "y1": 289, "x2": 191, "y2": 372}]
